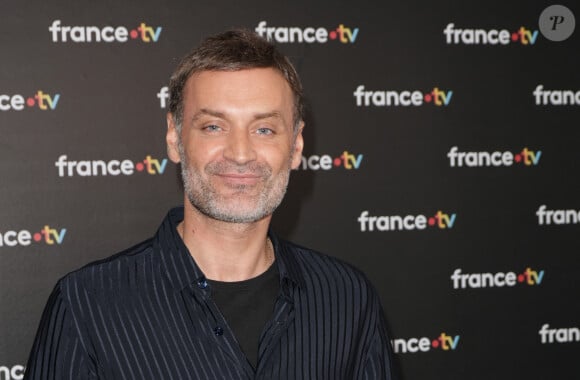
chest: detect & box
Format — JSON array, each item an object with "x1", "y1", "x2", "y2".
[{"x1": 79, "y1": 285, "x2": 361, "y2": 379}]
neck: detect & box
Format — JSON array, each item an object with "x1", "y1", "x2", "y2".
[{"x1": 178, "y1": 202, "x2": 274, "y2": 282}]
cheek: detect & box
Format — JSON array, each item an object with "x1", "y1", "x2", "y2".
[
  {"x1": 265, "y1": 146, "x2": 293, "y2": 171},
  {"x1": 182, "y1": 138, "x2": 221, "y2": 164}
]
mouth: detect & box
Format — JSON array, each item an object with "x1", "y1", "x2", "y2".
[{"x1": 216, "y1": 173, "x2": 263, "y2": 186}]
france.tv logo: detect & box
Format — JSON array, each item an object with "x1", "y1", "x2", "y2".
[
  {"x1": 55, "y1": 155, "x2": 167, "y2": 177},
  {"x1": 354, "y1": 85, "x2": 452, "y2": 107},
  {"x1": 0, "y1": 225, "x2": 67, "y2": 247},
  {"x1": 49, "y1": 20, "x2": 162, "y2": 43},
  {"x1": 255, "y1": 21, "x2": 359, "y2": 44},
  {"x1": 297, "y1": 151, "x2": 363, "y2": 171},
  {"x1": 443, "y1": 23, "x2": 538, "y2": 45},
  {"x1": 451, "y1": 267, "x2": 544, "y2": 289},
  {"x1": 392, "y1": 332, "x2": 460, "y2": 354},
  {"x1": 0, "y1": 91, "x2": 60, "y2": 111},
  {"x1": 447, "y1": 146, "x2": 541, "y2": 167},
  {"x1": 358, "y1": 210, "x2": 456, "y2": 232}
]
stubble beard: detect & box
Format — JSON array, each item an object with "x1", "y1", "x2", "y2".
[{"x1": 178, "y1": 140, "x2": 292, "y2": 224}]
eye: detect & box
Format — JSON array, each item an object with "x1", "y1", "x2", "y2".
[
  {"x1": 256, "y1": 127, "x2": 274, "y2": 135},
  {"x1": 203, "y1": 124, "x2": 221, "y2": 132}
]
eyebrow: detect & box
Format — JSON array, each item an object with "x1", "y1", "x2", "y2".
[
  {"x1": 253, "y1": 111, "x2": 282, "y2": 120},
  {"x1": 191, "y1": 109, "x2": 225, "y2": 123},
  {"x1": 190, "y1": 109, "x2": 283, "y2": 123}
]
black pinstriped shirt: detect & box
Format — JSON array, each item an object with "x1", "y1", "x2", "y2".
[{"x1": 25, "y1": 207, "x2": 395, "y2": 379}]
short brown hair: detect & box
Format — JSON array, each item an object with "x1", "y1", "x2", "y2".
[{"x1": 168, "y1": 29, "x2": 304, "y2": 132}]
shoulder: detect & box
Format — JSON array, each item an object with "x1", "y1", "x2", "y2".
[
  {"x1": 277, "y1": 237, "x2": 376, "y2": 294},
  {"x1": 58, "y1": 238, "x2": 156, "y2": 296}
]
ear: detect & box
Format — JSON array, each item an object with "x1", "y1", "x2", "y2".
[
  {"x1": 290, "y1": 121, "x2": 305, "y2": 170},
  {"x1": 166, "y1": 113, "x2": 181, "y2": 163}
]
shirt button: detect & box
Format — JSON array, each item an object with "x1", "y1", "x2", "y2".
[
  {"x1": 197, "y1": 278, "x2": 208, "y2": 289},
  {"x1": 214, "y1": 326, "x2": 224, "y2": 336}
]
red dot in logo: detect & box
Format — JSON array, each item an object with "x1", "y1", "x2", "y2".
[
  {"x1": 130, "y1": 30, "x2": 139, "y2": 39},
  {"x1": 511, "y1": 33, "x2": 519, "y2": 42},
  {"x1": 33, "y1": 233, "x2": 42, "y2": 242},
  {"x1": 432, "y1": 339, "x2": 439, "y2": 348},
  {"x1": 514, "y1": 154, "x2": 521, "y2": 163},
  {"x1": 329, "y1": 31, "x2": 337, "y2": 40},
  {"x1": 424, "y1": 94, "x2": 432, "y2": 102},
  {"x1": 27, "y1": 98, "x2": 35, "y2": 107},
  {"x1": 333, "y1": 157, "x2": 341, "y2": 167},
  {"x1": 517, "y1": 274, "x2": 524, "y2": 283},
  {"x1": 135, "y1": 162, "x2": 144, "y2": 171},
  {"x1": 428, "y1": 217, "x2": 435, "y2": 226}
]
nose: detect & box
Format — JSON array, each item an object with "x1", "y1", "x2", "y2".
[{"x1": 223, "y1": 128, "x2": 257, "y2": 164}]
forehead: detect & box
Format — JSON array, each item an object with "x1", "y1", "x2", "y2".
[{"x1": 182, "y1": 68, "x2": 293, "y2": 114}]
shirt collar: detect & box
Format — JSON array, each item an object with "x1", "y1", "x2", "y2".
[{"x1": 155, "y1": 207, "x2": 305, "y2": 291}]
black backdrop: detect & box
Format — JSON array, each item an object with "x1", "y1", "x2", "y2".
[{"x1": 1, "y1": 1, "x2": 579, "y2": 379}]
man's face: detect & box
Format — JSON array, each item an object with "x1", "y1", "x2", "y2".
[{"x1": 166, "y1": 68, "x2": 304, "y2": 223}]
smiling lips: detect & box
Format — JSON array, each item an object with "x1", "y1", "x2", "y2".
[
  {"x1": 216, "y1": 172, "x2": 263, "y2": 186},
  {"x1": 206, "y1": 161, "x2": 272, "y2": 187}
]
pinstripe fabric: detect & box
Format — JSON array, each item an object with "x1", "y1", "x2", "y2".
[{"x1": 25, "y1": 207, "x2": 395, "y2": 379}]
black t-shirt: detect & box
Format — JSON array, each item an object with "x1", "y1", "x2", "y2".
[{"x1": 207, "y1": 262, "x2": 279, "y2": 369}]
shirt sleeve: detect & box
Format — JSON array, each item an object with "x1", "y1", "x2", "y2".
[
  {"x1": 362, "y1": 308, "x2": 397, "y2": 380},
  {"x1": 357, "y1": 280, "x2": 397, "y2": 380},
  {"x1": 24, "y1": 281, "x2": 96, "y2": 380}
]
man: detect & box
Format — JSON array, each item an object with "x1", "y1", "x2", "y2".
[{"x1": 25, "y1": 29, "x2": 395, "y2": 379}]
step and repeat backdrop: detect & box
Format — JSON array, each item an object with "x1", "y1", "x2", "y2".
[{"x1": 1, "y1": 1, "x2": 578, "y2": 379}]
